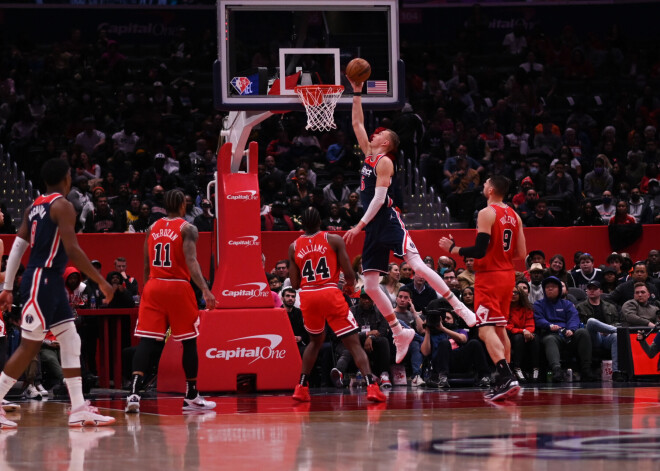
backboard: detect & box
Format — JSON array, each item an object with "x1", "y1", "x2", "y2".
[{"x1": 214, "y1": 0, "x2": 403, "y2": 111}]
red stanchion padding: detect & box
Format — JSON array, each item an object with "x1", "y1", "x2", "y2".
[
  {"x1": 157, "y1": 308, "x2": 302, "y2": 392},
  {"x1": 213, "y1": 142, "x2": 273, "y2": 308}
]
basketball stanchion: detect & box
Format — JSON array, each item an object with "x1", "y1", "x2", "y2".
[{"x1": 294, "y1": 85, "x2": 344, "y2": 132}]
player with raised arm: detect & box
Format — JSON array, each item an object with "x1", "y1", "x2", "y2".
[
  {"x1": 290, "y1": 207, "x2": 385, "y2": 403},
  {"x1": 125, "y1": 189, "x2": 216, "y2": 414},
  {"x1": 343, "y1": 76, "x2": 476, "y2": 364},
  {"x1": 0, "y1": 158, "x2": 116, "y2": 428},
  {"x1": 439, "y1": 175, "x2": 527, "y2": 401}
]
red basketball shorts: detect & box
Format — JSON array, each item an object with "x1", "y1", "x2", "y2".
[
  {"x1": 298, "y1": 288, "x2": 359, "y2": 338},
  {"x1": 135, "y1": 279, "x2": 200, "y2": 341},
  {"x1": 474, "y1": 270, "x2": 515, "y2": 326}
]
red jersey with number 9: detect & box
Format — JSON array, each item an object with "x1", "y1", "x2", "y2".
[
  {"x1": 473, "y1": 204, "x2": 518, "y2": 273},
  {"x1": 293, "y1": 232, "x2": 339, "y2": 290},
  {"x1": 148, "y1": 218, "x2": 190, "y2": 280}
]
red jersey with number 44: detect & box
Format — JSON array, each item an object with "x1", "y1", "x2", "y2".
[
  {"x1": 473, "y1": 204, "x2": 518, "y2": 273},
  {"x1": 148, "y1": 218, "x2": 190, "y2": 281},
  {"x1": 294, "y1": 232, "x2": 339, "y2": 290}
]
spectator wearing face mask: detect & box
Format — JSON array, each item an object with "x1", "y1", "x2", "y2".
[
  {"x1": 194, "y1": 199, "x2": 215, "y2": 232},
  {"x1": 525, "y1": 160, "x2": 545, "y2": 194},
  {"x1": 628, "y1": 187, "x2": 653, "y2": 224},
  {"x1": 584, "y1": 157, "x2": 613, "y2": 198},
  {"x1": 596, "y1": 190, "x2": 616, "y2": 223}
]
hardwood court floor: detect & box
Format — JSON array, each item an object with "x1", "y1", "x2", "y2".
[{"x1": 2, "y1": 384, "x2": 660, "y2": 470}]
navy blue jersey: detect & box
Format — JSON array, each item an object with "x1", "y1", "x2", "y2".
[
  {"x1": 358, "y1": 154, "x2": 416, "y2": 273},
  {"x1": 26, "y1": 193, "x2": 68, "y2": 274},
  {"x1": 359, "y1": 154, "x2": 395, "y2": 222}
]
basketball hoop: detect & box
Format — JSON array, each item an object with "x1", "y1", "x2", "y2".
[{"x1": 295, "y1": 85, "x2": 344, "y2": 132}]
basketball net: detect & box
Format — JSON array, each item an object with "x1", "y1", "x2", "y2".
[{"x1": 294, "y1": 85, "x2": 344, "y2": 132}]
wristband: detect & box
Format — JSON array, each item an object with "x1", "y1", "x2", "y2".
[
  {"x1": 448, "y1": 240, "x2": 456, "y2": 253},
  {"x1": 353, "y1": 92, "x2": 362, "y2": 96}
]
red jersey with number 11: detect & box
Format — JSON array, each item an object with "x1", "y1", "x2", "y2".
[
  {"x1": 148, "y1": 218, "x2": 190, "y2": 280},
  {"x1": 293, "y1": 232, "x2": 339, "y2": 290},
  {"x1": 473, "y1": 204, "x2": 518, "y2": 273}
]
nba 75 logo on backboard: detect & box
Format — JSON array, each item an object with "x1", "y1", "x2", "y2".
[{"x1": 230, "y1": 77, "x2": 253, "y2": 95}]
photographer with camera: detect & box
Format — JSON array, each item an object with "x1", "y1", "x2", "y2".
[{"x1": 420, "y1": 300, "x2": 491, "y2": 389}]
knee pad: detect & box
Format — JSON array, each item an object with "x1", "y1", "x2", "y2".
[
  {"x1": 51, "y1": 322, "x2": 81, "y2": 369},
  {"x1": 362, "y1": 272, "x2": 381, "y2": 293},
  {"x1": 404, "y1": 253, "x2": 428, "y2": 274}
]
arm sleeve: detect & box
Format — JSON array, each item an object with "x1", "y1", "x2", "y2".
[
  {"x1": 3, "y1": 237, "x2": 29, "y2": 290},
  {"x1": 360, "y1": 186, "x2": 387, "y2": 226},
  {"x1": 458, "y1": 232, "x2": 491, "y2": 259}
]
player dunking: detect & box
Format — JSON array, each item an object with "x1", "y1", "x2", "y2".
[
  {"x1": 0, "y1": 158, "x2": 116, "y2": 428},
  {"x1": 439, "y1": 175, "x2": 527, "y2": 401},
  {"x1": 344, "y1": 77, "x2": 477, "y2": 363},
  {"x1": 289, "y1": 207, "x2": 386, "y2": 403},
  {"x1": 125, "y1": 189, "x2": 216, "y2": 413}
]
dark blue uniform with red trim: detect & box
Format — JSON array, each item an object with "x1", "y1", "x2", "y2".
[
  {"x1": 20, "y1": 193, "x2": 73, "y2": 332},
  {"x1": 359, "y1": 154, "x2": 416, "y2": 273}
]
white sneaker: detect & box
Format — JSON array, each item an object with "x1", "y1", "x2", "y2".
[
  {"x1": 393, "y1": 328, "x2": 415, "y2": 364},
  {"x1": 1, "y1": 400, "x2": 20, "y2": 412},
  {"x1": 23, "y1": 385, "x2": 42, "y2": 400},
  {"x1": 453, "y1": 302, "x2": 477, "y2": 327},
  {"x1": 0, "y1": 408, "x2": 17, "y2": 429},
  {"x1": 513, "y1": 368, "x2": 526, "y2": 383},
  {"x1": 68, "y1": 401, "x2": 116, "y2": 427},
  {"x1": 36, "y1": 384, "x2": 49, "y2": 397},
  {"x1": 411, "y1": 375, "x2": 425, "y2": 387},
  {"x1": 182, "y1": 394, "x2": 216, "y2": 412},
  {"x1": 125, "y1": 394, "x2": 140, "y2": 414},
  {"x1": 380, "y1": 372, "x2": 392, "y2": 390}
]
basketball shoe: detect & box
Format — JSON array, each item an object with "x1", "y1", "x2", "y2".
[
  {"x1": 393, "y1": 328, "x2": 415, "y2": 364},
  {"x1": 125, "y1": 394, "x2": 140, "y2": 413},
  {"x1": 379, "y1": 372, "x2": 392, "y2": 390},
  {"x1": 330, "y1": 368, "x2": 345, "y2": 388},
  {"x1": 0, "y1": 408, "x2": 16, "y2": 429},
  {"x1": 453, "y1": 302, "x2": 477, "y2": 327},
  {"x1": 183, "y1": 394, "x2": 216, "y2": 411},
  {"x1": 366, "y1": 383, "x2": 386, "y2": 403},
  {"x1": 292, "y1": 384, "x2": 310, "y2": 402},
  {"x1": 68, "y1": 401, "x2": 116, "y2": 427},
  {"x1": 483, "y1": 377, "x2": 520, "y2": 402}
]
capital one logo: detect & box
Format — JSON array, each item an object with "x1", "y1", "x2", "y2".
[
  {"x1": 228, "y1": 235, "x2": 260, "y2": 247},
  {"x1": 221, "y1": 282, "x2": 270, "y2": 299},
  {"x1": 227, "y1": 190, "x2": 259, "y2": 201},
  {"x1": 206, "y1": 334, "x2": 286, "y2": 364}
]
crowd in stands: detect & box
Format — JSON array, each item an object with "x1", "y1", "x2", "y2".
[
  {"x1": 276, "y1": 248, "x2": 660, "y2": 388},
  {"x1": 0, "y1": 10, "x2": 659, "y2": 232}
]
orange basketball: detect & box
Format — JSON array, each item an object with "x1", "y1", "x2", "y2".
[{"x1": 346, "y1": 58, "x2": 371, "y2": 83}]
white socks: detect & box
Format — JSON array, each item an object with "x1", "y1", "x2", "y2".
[
  {"x1": 0, "y1": 373, "x2": 17, "y2": 401},
  {"x1": 64, "y1": 377, "x2": 85, "y2": 410}
]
